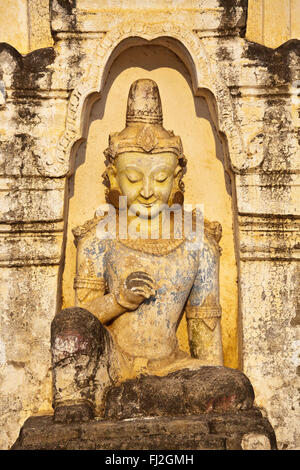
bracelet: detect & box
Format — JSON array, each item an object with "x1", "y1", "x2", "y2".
[{"x1": 186, "y1": 305, "x2": 222, "y2": 319}]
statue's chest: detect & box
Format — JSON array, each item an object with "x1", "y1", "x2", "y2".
[{"x1": 104, "y1": 240, "x2": 198, "y2": 295}]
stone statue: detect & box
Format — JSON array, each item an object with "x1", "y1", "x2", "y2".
[
  {"x1": 12, "y1": 79, "x2": 276, "y2": 450},
  {"x1": 51, "y1": 79, "x2": 253, "y2": 423}
]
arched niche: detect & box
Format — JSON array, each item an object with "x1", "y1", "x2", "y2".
[{"x1": 61, "y1": 43, "x2": 239, "y2": 369}]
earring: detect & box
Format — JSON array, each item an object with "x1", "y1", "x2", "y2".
[
  {"x1": 107, "y1": 188, "x2": 122, "y2": 208},
  {"x1": 171, "y1": 190, "x2": 184, "y2": 206},
  {"x1": 170, "y1": 177, "x2": 184, "y2": 206}
]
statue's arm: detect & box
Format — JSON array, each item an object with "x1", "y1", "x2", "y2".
[
  {"x1": 75, "y1": 237, "x2": 155, "y2": 324},
  {"x1": 185, "y1": 237, "x2": 223, "y2": 365},
  {"x1": 81, "y1": 293, "x2": 126, "y2": 325},
  {"x1": 74, "y1": 237, "x2": 126, "y2": 324}
]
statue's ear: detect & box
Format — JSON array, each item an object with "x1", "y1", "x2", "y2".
[
  {"x1": 174, "y1": 164, "x2": 183, "y2": 179},
  {"x1": 106, "y1": 164, "x2": 119, "y2": 189},
  {"x1": 169, "y1": 164, "x2": 185, "y2": 206},
  {"x1": 106, "y1": 164, "x2": 123, "y2": 208}
]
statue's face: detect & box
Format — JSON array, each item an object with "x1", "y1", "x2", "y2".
[{"x1": 114, "y1": 151, "x2": 180, "y2": 218}]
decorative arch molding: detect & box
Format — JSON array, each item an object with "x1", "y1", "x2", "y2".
[{"x1": 40, "y1": 21, "x2": 245, "y2": 177}]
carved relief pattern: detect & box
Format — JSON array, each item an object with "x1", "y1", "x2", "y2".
[{"x1": 41, "y1": 22, "x2": 245, "y2": 177}]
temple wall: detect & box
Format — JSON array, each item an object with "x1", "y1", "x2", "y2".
[
  {"x1": 1, "y1": 0, "x2": 300, "y2": 53},
  {"x1": 247, "y1": 0, "x2": 300, "y2": 47},
  {"x1": 0, "y1": 0, "x2": 299, "y2": 450}
]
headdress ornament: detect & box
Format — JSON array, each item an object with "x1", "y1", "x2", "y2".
[{"x1": 104, "y1": 79, "x2": 186, "y2": 167}]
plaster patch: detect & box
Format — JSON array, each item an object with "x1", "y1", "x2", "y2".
[
  {"x1": 0, "y1": 339, "x2": 6, "y2": 366},
  {"x1": 241, "y1": 433, "x2": 271, "y2": 450}
]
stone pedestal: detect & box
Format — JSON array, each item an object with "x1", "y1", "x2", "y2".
[{"x1": 12, "y1": 409, "x2": 276, "y2": 451}]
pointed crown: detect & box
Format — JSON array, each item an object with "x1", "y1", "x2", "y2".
[{"x1": 104, "y1": 79, "x2": 186, "y2": 167}]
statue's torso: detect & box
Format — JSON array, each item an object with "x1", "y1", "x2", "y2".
[
  {"x1": 105, "y1": 239, "x2": 199, "y2": 359},
  {"x1": 75, "y1": 214, "x2": 220, "y2": 364}
]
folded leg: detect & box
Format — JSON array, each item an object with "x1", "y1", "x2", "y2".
[{"x1": 51, "y1": 307, "x2": 118, "y2": 422}]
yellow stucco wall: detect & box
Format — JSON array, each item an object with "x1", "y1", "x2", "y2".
[
  {"x1": 247, "y1": 0, "x2": 300, "y2": 47},
  {"x1": 0, "y1": 0, "x2": 299, "y2": 54},
  {"x1": 0, "y1": 0, "x2": 29, "y2": 54},
  {"x1": 0, "y1": 0, "x2": 53, "y2": 54}
]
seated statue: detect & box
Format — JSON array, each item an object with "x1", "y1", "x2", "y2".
[{"x1": 51, "y1": 79, "x2": 253, "y2": 423}]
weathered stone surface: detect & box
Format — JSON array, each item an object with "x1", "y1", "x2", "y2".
[
  {"x1": 241, "y1": 433, "x2": 272, "y2": 450},
  {"x1": 240, "y1": 260, "x2": 300, "y2": 450},
  {"x1": 54, "y1": 402, "x2": 95, "y2": 424},
  {"x1": 2, "y1": 1, "x2": 298, "y2": 55},
  {"x1": 51, "y1": 307, "x2": 110, "y2": 414},
  {"x1": 104, "y1": 367, "x2": 254, "y2": 420},
  {"x1": 50, "y1": 0, "x2": 248, "y2": 37},
  {"x1": 0, "y1": 0, "x2": 299, "y2": 451},
  {"x1": 12, "y1": 409, "x2": 276, "y2": 450},
  {"x1": 51, "y1": 307, "x2": 106, "y2": 358}
]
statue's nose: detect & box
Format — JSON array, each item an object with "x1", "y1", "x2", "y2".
[{"x1": 140, "y1": 177, "x2": 154, "y2": 200}]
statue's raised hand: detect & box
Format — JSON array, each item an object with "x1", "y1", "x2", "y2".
[{"x1": 115, "y1": 271, "x2": 156, "y2": 311}]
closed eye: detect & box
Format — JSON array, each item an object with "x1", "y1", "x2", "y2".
[
  {"x1": 126, "y1": 172, "x2": 142, "y2": 183},
  {"x1": 155, "y1": 173, "x2": 169, "y2": 183}
]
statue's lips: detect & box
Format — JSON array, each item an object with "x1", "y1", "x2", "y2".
[{"x1": 136, "y1": 199, "x2": 159, "y2": 207}]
